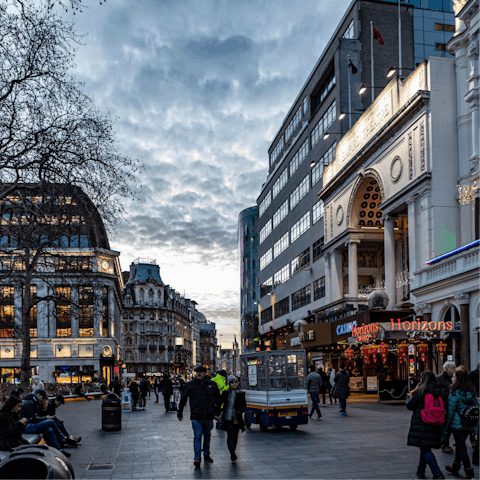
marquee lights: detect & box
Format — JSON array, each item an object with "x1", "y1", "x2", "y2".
[
  {"x1": 457, "y1": 182, "x2": 478, "y2": 205},
  {"x1": 425, "y1": 239, "x2": 480, "y2": 265}
]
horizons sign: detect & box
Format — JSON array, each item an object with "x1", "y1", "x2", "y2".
[{"x1": 336, "y1": 321, "x2": 357, "y2": 336}]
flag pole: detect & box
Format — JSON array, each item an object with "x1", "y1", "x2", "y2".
[
  {"x1": 398, "y1": 0, "x2": 402, "y2": 76},
  {"x1": 347, "y1": 55, "x2": 352, "y2": 129},
  {"x1": 371, "y1": 21, "x2": 374, "y2": 103}
]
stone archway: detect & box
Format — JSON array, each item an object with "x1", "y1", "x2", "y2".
[{"x1": 347, "y1": 168, "x2": 386, "y2": 228}]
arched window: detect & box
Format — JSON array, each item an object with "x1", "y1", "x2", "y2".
[
  {"x1": 126, "y1": 337, "x2": 132, "y2": 345},
  {"x1": 148, "y1": 289, "x2": 154, "y2": 301}
]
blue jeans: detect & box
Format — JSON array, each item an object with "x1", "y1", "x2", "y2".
[
  {"x1": 309, "y1": 393, "x2": 322, "y2": 418},
  {"x1": 418, "y1": 448, "x2": 442, "y2": 476},
  {"x1": 191, "y1": 420, "x2": 213, "y2": 460},
  {"x1": 25, "y1": 420, "x2": 65, "y2": 451}
]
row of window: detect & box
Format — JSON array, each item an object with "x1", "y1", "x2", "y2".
[
  {"x1": 260, "y1": 276, "x2": 326, "y2": 323},
  {"x1": 289, "y1": 139, "x2": 309, "y2": 177},
  {"x1": 259, "y1": 201, "x2": 324, "y2": 272},
  {"x1": 273, "y1": 168, "x2": 288, "y2": 199},
  {"x1": 285, "y1": 107, "x2": 302, "y2": 143},
  {"x1": 259, "y1": 220, "x2": 272, "y2": 245},
  {"x1": 312, "y1": 142, "x2": 337, "y2": 186},
  {"x1": 259, "y1": 191, "x2": 272, "y2": 217},
  {"x1": 312, "y1": 71, "x2": 336, "y2": 114},
  {"x1": 311, "y1": 100, "x2": 337, "y2": 148},
  {"x1": 273, "y1": 199, "x2": 288, "y2": 229},
  {"x1": 260, "y1": 236, "x2": 325, "y2": 297},
  {"x1": 270, "y1": 135, "x2": 285, "y2": 167},
  {"x1": 290, "y1": 175, "x2": 310, "y2": 210}
]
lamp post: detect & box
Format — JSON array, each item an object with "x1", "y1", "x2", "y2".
[{"x1": 359, "y1": 85, "x2": 384, "y2": 95}]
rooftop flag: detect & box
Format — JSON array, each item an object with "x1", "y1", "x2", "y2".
[{"x1": 373, "y1": 26, "x2": 384, "y2": 45}]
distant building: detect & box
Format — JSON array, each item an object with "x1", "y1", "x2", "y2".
[
  {"x1": 121, "y1": 259, "x2": 199, "y2": 376},
  {"x1": 199, "y1": 321, "x2": 218, "y2": 371},
  {"x1": 238, "y1": 207, "x2": 259, "y2": 353}
]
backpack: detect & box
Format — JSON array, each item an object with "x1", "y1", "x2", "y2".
[
  {"x1": 460, "y1": 403, "x2": 479, "y2": 428},
  {"x1": 421, "y1": 393, "x2": 445, "y2": 426}
]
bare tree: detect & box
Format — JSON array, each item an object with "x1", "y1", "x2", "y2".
[{"x1": 0, "y1": 0, "x2": 138, "y2": 387}]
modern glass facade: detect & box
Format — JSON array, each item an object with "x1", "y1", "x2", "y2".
[{"x1": 238, "y1": 207, "x2": 259, "y2": 353}]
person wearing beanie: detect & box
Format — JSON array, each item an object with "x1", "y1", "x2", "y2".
[
  {"x1": 219, "y1": 375, "x2": 246, "y2": 462},
  {"x1": 0, "y1": 396, "x2": 30, "y2": 451}
]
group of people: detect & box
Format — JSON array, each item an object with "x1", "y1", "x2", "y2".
[
  {"x1": 125, "y1": 374, "x2": 186, "y2": 412},
  {"x1": 406, "y1": 362, "x2": 479, "y2": 479},
  {"x1": 177, "y1": 366, "x2": 245, "y2": 468},
  {"x1": 0, "y1": 388, "x2": 81, "y2": 458},
  {"x1": 306, "y1": 363, "x2": 349, "y2": 419}
]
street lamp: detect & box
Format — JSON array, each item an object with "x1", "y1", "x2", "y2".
[
  {"x1": 386, "y1": 66, "x2": 415, "y2": 78},
  {"x1": 323, "y1": 131, "x2": 342, "y2": 140},
  {"x1": 359, "y1": 85, "x2": 384, "y2": 95}
]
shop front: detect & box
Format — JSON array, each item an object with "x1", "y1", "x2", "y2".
[{"x1": 54, "y1": 365, "x2": 95, "y2": 384}]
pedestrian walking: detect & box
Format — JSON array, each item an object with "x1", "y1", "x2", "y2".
[
  {"x1": 306, "y1": 365, "x2": 322, "y2": 420},
  {"x1": 436, "y1": 360, "x2": 456, "y2": 453},
  {"x1": 319, "y1": 368, "x2": 330, "y2": 406},
  {"x1": 219, "y1": 375, "x2": 246, "y2": 462},
  {"x1": 0, "y1": 396, "x2": 30, "y2": 450},
  {"x1": 139, "y1": 377, "x2": 149, "y2": 408},
  {"x1": 129, "y1": 380, "x2": 140, "y2": 411},
  {"x1": 177, "y1": 366, "x2": 221, "y2": 468},
  {"x1": 212, "y1": 370, "x2": 228, "y2": 428},
  {"x1": 442, "y1": 370, "x2": 478, "y2": 479},
  {"x1": 159, "y1": 373, "x2": 173, "y2": 412},
  {"x1": 154, "y1": 377, "x2": 161, "y2": 403},
  {"x1": 333, "y1": 363, "x2": 350, "y2": 416},
  {"x1": 328, "y1": 367, "x2": 337, "y2": 404},
  {"x1": 406, "y1": 371, "x2": 445, "y2": 479},
  {"x1": 109, "y1": 376, "x2": 122, "y2": 397}
]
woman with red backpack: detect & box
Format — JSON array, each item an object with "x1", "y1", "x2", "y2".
[
  {"x1": 406, "y1": 371, "x2": 446, "y2": 479},
  {"x1": 443, "y1": 370, "x2": 478, "y2": 479}
]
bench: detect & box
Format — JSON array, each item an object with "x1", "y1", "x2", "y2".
[{"x1": 0, "y1": 433, "x2": 44, "y2": 462}]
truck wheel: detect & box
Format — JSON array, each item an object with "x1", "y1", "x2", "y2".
[
  {"x1": 259, "y1": 419, "x2": 268, "y2": 432},
  {"x1": 289, "y1": 425, "x2": 298, "y2": 430}
]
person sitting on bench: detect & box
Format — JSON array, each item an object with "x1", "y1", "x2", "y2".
[
  {"x1": 45, "y1": 395, "x2": 81, "y2": 445},
  {"x1": 74, "y1": 383, "x2": 91, "y2": 401},
  {"x1": 0, "y1": 396, "x2": 30, "y2": 451},
  {"x1": 20, "y1": 389, "x2": 76, "y2": 457}
]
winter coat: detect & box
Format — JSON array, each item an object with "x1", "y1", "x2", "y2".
[
  {"x1": 129, "y1": 382, "x2": 139, "y2": 396},
  {"x1": 333, "y1": 370, "x2": 350, "y2": 400},
  {"x1": 159, "y1": 378, "x2": 173, "y2": 396},
  {"x1": 306, "y1": 372, "x2": 323, "y2": 394},
  {"x1": 31, "y1": 376, "x2": 45, "y2": 393},
  {"x1": 44, "y1": 400, "x2": 57, "y2": 417},
  {"x1": 178, "y1": 378, "x2": 221, "y2": 421},
  {"x1": 469, "y1": 367, "x2": 479, "y2": 394},
  {"x1": 320, "y1": 371, "x2": 330, "y2": 392},
  {"x1": 329, "y1": 369, "x2": 336, "y2": 386},
  {"x1": 110, "y1": 379, "x2": 122, "y2": 396},
  {"x1": 139, "y1": 378, "x2": 149, "y2": 394},
  {"x1": 0, "y1": 411, "x2": 29, "y2": 451},
  {"x1": 20, "y1": 394, "x2": 48, "y2": 424},
  {"x1": 220, "y1": 390, "x2": 246, "y2": 430},
  {"x1": 436, "y1": 371, "x2": 452, "y2": 408},
  {"x1": 406, "y1": 382, "x2": 443, "y2": 449},
  {"x1": 444, "y1": 390, "x2": 479, "y2": 435}
]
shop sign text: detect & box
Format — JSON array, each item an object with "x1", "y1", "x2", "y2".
[
  {"x1": 352, "y1": 322, "x2": 379, "y2": 342},
  {"x1": 336, "y1": 321, "x2": 357, "y2": 336},
  {"x1": 391, "y1": 319, "x2": 453, "y2": 331}
]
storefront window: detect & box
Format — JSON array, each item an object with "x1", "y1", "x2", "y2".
[{"x1": 0, "y1": 287, "x2": 14, "y2": 338}]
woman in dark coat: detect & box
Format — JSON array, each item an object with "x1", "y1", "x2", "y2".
[
  {"x1": 319, "y1": 368, "x2": 330, "y2": 406},
  {"x1": 406, "y1": 371, "x2": 445, "y2": 479},
  {"x1": 0, "y1": 396, "x2": 29, "y2": 451},
  {"x1": 129, "y1": 380, "x2": 140, "y2": 411},
  {"x1": 333, "y1": 363, "x2": 350, "y2": 415},
  {"x1": 220, "y1": 376, "x2": 246, "y2": 462}
]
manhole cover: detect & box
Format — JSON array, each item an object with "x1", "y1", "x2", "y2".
[{"x1": 88, "y1": 465, "x2": 114, "y2": 471}]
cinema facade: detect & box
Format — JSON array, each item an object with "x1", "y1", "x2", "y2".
[{"x1": 279, "y1": 55, "x2": 479, "y2": 396}]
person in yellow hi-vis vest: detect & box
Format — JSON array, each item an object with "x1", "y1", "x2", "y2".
[{"x1": 212, "y1": 370, "x2": 228, "y2": 429}]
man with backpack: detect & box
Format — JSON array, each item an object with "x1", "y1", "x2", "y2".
[{"x1": 437, "y1": 361, "x2": 456, "y2": 453}]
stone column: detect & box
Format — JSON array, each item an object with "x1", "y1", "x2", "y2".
[
  {"x1": 324, "y1": 253, "x2": 331, "y2": 304},
  {"x1": 48, "y1": 286, "x2": 56, "y2": 338},
  {"x1": 36, "y1": 281, "x2": 49, "y2": 338},
  {"x1": 455, "y1": 292, "x2": 470, "y2": 370},
  {"x1": 384, "y1": 216, "x2": 396, "y2": 309},
  {"x1": 406, "y1": 197, "x2": 417, "y2": 285},
  {"x1": 13, "y1": 284, "x2": 22, "y2": 339},
  {"x1": 421, "y1": 304, "x2": 433, "y2": 371},
  {"x1": 70, "y1": 286, "x2": 79, "y2": 338},
  {"x1": 348, "y1": 239, "x2": 360, "y2": 299},
  {"x1": 108, "y1": 286, "x2": 115, "y2": 338},
  {"x1": 331, "y1": 250, "x2": 343, "y2": 302},
  {"x1": 93, "y1": 286, "x2": 103, "y2": 338}
]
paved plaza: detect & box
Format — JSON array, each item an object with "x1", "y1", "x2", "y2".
[{"x1": 57, "y1": 396, "x2": 479, "y2": 480}]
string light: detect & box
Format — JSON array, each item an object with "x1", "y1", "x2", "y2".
[{"x1": 457, "y1": 181, "x2": 478, "y2": 205}]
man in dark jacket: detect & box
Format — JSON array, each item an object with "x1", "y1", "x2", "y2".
[
  {"x1": 436, "y1": 361, "x2": 456, "y2": 453},
  {"x1": 334, "y1": 363, "x2": 351, "y2": 416},
  {"x1": 45, "y1": 395, "x2": 81, "y2": 445},
  {"x1": 306, "y1": 365, "x2": 322, "y2": 420},
  {"x1": 159, "y1": 373, "x2": 173, "y2": 412},
  {"x1": 109, "y1": 377, "x2": 122, "y2": 396},
  {"x1": 20, "y1": 390, "x2": 76, "y2": 456},
  {"x1": 139, "y1": 377, "x2": 149, "y2": 408},
  {"x1": 178, "y1": 366, "x2": 221, "y2": 468}
]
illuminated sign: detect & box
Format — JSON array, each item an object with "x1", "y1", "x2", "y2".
[
  {"x1": 175, "y1": 337, "x2": 184, "y2": 346},
  {"x1": 352, "y1": 323, "x2": 379, "y2": 342},
  {"x1": 336, "y1": 321, "x2": 357, "y2": 336},
  {"x1": 391, "y1": 319, "x2": 453, "y2": 331}
]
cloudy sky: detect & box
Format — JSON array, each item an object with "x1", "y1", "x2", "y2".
[{"x1": 68, "y1": 0, "x2": 351, "y2": 346}]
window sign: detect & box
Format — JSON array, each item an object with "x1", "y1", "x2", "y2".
[
  {"x1": 55, "y1": 344, "x2": 71, "y2": 358},
  {"x1": 78, "y1": 344, "x2": 94, "y2": 357},
  {"x1": 0, "y1": 345, "x2": 14, "y2": 359},
  {"x1": 248, "y1": 365, "x2": 257, "y2": 386}
]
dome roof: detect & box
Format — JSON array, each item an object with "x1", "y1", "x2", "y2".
[
  {"x1": 127, "y1": 263, "x2": 163, "y2": 285},
  {"x1": 367, "y1": 290, "x2": 389, "y2": 310}
]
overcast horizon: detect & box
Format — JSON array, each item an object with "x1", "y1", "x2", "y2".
[{"x1": 68, "y1": 0, "x2": 352, "y2": 347}]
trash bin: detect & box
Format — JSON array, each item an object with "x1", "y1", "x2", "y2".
[
  {"x1": 0, "y1": 444, "x2": 74, "y2": 479},
  {"x1": 102, "y1": 393, "x2": 122, "y2": 432}
]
